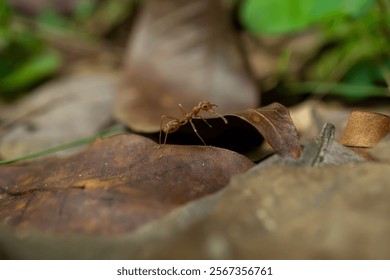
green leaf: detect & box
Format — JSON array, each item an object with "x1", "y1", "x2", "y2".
[
  {"x1": 37, "y1": 8, "x2": 70, "y2": 28},
  {"x1": 0, "y1": 0, "x2": 11, "y2": 49},
  {"x1": 240, "y1": 0, "x2": 314, "y2": 34},
  {"x1": 0, "y1": 50, "x2": 61, "y2": 93},
  {"x1": 74, "y1": 0, "x2": 97, "y2": 20},
  {"x1": 339, "y1": 0, "x2": 375, "y2": 17},
  {"x1": 340, "y1": 59, "x2": 390, "y2": 99},
  {"x1": 0, "y1": 0, "x2": 11, "y2": 27},
  {"x1": 311, "y1": 0, "x2": 374, "y2": 20},
  {"x1": 344, "y1": 61, "x2": 381, "y2": 84},
  {"x1": 240, "y1": 0, "x2": 376, "y2": 35}
]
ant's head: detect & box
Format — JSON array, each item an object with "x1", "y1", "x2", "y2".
[
  {"x1": 199, "y1": 101, "x2": 217, "y2": 111},
  {"x1": 198, "y1": 100, "x2": 228, "y2": 124}
]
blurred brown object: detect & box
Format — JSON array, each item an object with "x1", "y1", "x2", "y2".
[
  {"x1": 114, "y1": 0, "x2": 259, "y2": 133},
  {"x1": 340, "y1": 111, "x2": 390, "y2": 148}
]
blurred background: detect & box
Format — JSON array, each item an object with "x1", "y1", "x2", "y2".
[
  {"x1": 1, "y1": 0, "x2": 389, "y2": 101},
  {"x1": 0, "y1": 0, "x2": 389, "y2": 160}
]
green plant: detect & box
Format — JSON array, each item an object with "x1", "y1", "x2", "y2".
[
  {"x1": 0, "y1": 2, "x2": 61, "y2": 100},
  {"x1": 240, "y1": 0, "x2": 390, "y2": 100}
]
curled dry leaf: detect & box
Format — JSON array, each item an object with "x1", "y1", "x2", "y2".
[
  {"x1": 233, "y1": 103, "x2": 301, "y2": 158},
  {"x1": 339, "y1": 110, "x2": 390, "y2": 148},
  {"x1": 114, "y1": 0, "x2": 259, "y2": 132},
  {"x1": 0, "y1": 134, "x2": 254, "y2": 235},
  {"x1": 154, "y1": 102, "x2": 301, "y2": 160}
]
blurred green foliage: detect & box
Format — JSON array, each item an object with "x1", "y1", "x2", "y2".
[
  {"x1": 1, "y1": 0, "x2": 388, "y2": 101},
  {"x1": 240, "y1": 0, "x2": 374, "y2": 34},
  {"x1": 240, "y1": 0, "x2": 390, "y2": 100},
  {"x1": 0, "y1": 1, "x2": 62, "y2": 100},
  {"x1": 0, "y1": 0, "x2": 137, "y2": 101}
]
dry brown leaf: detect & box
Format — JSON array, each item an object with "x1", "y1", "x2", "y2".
[
  {"x1": 153, "y1": 102, "x2": 301, "y2": 160},
  {"x1": 1, "y1": 127, "x2": 387, "y2": 260},
  {"x1": 0, "y1": 134, "x2": 254, "y2": 235},
  {"x1": 232, "y1": 103, "x2": 301, "y2": 158},
  {"x1": 2, "y1": 143, "x2": 385, "y2": 260},
  {"x1": 114, "y1": 0, "x2": 259, "y2": 132},
  {"x1": 339, "y1": 111, "x2": 390, "y2": 147},
  {"x1": 0, "y1": 73, "x2": 118, "y2": 160}
]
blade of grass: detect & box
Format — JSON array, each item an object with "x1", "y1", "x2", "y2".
[{"x1": 0, "y1": 128, "x2": 126, "y2": 165}]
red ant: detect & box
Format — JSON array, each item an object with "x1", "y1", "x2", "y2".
[{"x1": 157, "y1": 101, "x2": 228, "y2": 157}]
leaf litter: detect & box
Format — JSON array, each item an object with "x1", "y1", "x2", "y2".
[
  {"x1": 1, "y1": 0, "x2": 390, "y2": 260},
  {"x1": 1, "y1": 103, "x2": 389, "y2": 241},
  {"x1": 1, "y1": 126, "x2": 390, "y2": 259},
  {"x1": 0, "y1": 134, "x2": 254, "y2": 235}
]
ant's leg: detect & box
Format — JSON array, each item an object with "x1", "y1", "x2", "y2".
[
  {"x1": 159, "y1": 115, "x2": 180, "y2": 146},
  {"x1": 189, "y1": 119, "x2": 207, "y2": 145},
  {"x1": 159, "y1": 132, "x2": 169, "y2": 158},
  {"x1": 159, "y1": 115, "x2": 164, "y2": 146},
  {"x1": 178, "y1": 104, "x2": 188, "y2": 118},
  {"x1": 208, "y1": 109, "x2": 228, "y2": 124},
  {"x1": 197, "y1": 115, "x2": 213, "y2": 128}
]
